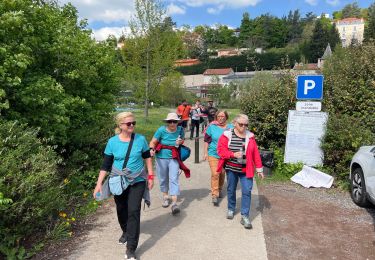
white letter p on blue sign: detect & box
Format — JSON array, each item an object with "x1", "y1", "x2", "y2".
[
  {"x1": 297, "y1": 75, "x2": 324, "y2": 100},
  {"x1": 304, "y1": 80, "x2": 315, "y2": 95}
]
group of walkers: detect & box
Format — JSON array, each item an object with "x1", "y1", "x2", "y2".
[
  {"x1": 176, "y1": 99, "x2": 218, "y2": 139},
  {"x1": 93, "y1": 102, "x2": 264, "y2": 260}
]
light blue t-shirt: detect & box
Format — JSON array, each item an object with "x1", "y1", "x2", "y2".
[
  {"x1": 206, "y1": 123, "x2": 234, "y2": 158},
  {"x1": 153, "y1": 126, "x2": 185, "y2": 158},
  {"x1": 104, "y1": 134, "x2": 149, "y2": 179}
]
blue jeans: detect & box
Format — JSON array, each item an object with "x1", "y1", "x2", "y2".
[
  {"x1": 226, "y1": 170, "x2": 253, "y2": 217},
  {"x1": 156, "y1": 158, "x2": 180, "y2": 196}
]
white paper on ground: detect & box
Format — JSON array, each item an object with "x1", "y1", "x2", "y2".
[{"x1": 291, "y1": 165, "x2": 334, "y2": 188}]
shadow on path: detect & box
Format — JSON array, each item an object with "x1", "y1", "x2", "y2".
[{"x1": 136, "y1": 188, "x2": 210, "y2": 258}]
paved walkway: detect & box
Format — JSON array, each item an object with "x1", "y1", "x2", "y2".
[{"x1": 67, "y1": 136, "x2": 268, "y2": 260}]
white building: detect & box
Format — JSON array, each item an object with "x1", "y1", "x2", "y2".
[
  {"x1": 203, "y1": 68, "x2": 234, "y2": 85},
  {"x1": 335, "y1": 18, "x2": 365, "y2": 47}
]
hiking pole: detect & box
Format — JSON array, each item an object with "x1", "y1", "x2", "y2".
[{"x1": 195, "y1": 137, "x2": 199, "y2": 163}]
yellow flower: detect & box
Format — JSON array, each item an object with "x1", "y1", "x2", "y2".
[
  {"x1": 253, "y1": 127, "x2": 257, "y2": 132},
  {"x1": 59, "y1": 212, "x2": 67, "y2": 218},
  {"x1": 83, "y1": 192, "x2": 88, "y2": 197},
  {"x1": 65, "y1": 222, "x2": 70, "y2": 226},
  {"x1": 68, "y1": 232, "x2": 73, "y2": 237},
  {"x1": 71, "y1": 217, "x2": 76, "y2": 222},
  {"x1": 63, "y1": 178, "x2": 69, "y2": 184}
]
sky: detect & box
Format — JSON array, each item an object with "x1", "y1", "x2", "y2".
[{"x1": 57, "y1": 0, "x2": 373, "y2": 40}]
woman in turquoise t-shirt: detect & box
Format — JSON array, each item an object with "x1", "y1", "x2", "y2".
[
  {"x1": 93, "y1": 112, "x2": 154, "y2": 260},
  {"x1": 203, "y1": 110, "x2": 233, "y2": 206},
  {"x1": 149, "y1": 112, "x2": 184, "y2": 215}
]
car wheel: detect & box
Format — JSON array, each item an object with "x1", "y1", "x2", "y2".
[{"x1": 351, "y1": 167, "x2": 370, "y2": 207}]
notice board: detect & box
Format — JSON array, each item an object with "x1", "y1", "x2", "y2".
[{"x1": 284, "y1": 110, "x2": 328, "y2": 166}]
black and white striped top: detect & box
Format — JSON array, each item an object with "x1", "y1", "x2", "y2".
[{"x1": 225, "y1": 129, "x2": 246, "y2": 173}]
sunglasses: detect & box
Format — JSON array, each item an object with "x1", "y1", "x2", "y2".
[
  {"x1": 121, "y1": 121, "x2": 136, "y2": 126},
  {"x1": 167, "y1": 120, "x2": 178, "y2": 124},
  {"x1": 237, "y1": 123, "x2": 248, "y2": 127}
]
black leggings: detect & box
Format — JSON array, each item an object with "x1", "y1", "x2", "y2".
[
  {"x1": 114, "y1": 181, "x2": 146, "y2": 249},
  {"x1": 190, "y1": 119, "x2": 200, "y2": 138}
]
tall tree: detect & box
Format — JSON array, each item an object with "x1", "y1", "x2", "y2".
[
  {"x1": 309, "y1": 19, "x2": 330, "y2": 61},
  {"x1": 329, "y1": 23, "x2": 341, "y2": 49},
  {"x1": 286, "y1": 9, "x2": 303, "y2": 43},
  {"x1": 239, "y1": 12, "x2": 252, "y2": 47},
  {"x1": 364, "y1": 2, "x2": 375, "y2": 41},
  {"x1": 342, "y1": 2, "x2": 361, "y2": 18},
  {"x1": 123, "y1": 0, "x2": 182, "y2": 117}
]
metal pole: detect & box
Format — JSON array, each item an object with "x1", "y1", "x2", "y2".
[{"x1": 194, "y1": 137, "x2": 199, "y2": 163}]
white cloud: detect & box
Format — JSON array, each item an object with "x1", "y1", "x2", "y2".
[
  {"x1": 92, "y1": 26, "x2": 131, "y2": 41},
  {"x1": 181, "y1": 0, "x2": 261, "y2": 8},
  {"x1": 305, "y1": 0, "x2": 318, "y2": 5},
  {"x1": 166, "y1": 3, "x2": 186, "y2": 15},
  {"x1": 58, "y1": 0, "x2": 134, "y2": 23},
  {"x1": 207, "y1": 4, "x2": 225, "y2": 14},
  {"x1": 326, "y1": 0, "x2": 340, "y2": 6}
]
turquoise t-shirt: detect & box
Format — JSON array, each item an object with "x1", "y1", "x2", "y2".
[
  {"x1": 104, "y1": 134, "x2": 149, "y2": 182},
  {"x1": 153, "y1": 126, "x2": 185, "y2": 158},
  {"x1": 206, "y1": 123, "x2": 234, "y2": 158}
]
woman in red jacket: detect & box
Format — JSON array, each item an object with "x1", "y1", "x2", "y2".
[{"x1": 217, "y1": 114, "x2": 264, "y2": 229}]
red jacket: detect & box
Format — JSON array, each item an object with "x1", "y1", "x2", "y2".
[{"x1": 217, "y1": 129, "x2": 263, "y2": 178}]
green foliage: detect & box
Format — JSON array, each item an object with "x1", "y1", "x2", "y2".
[
  {"x1": 321, "y1": 115, "x2": 374, "y2": 182},
  {"x1": 271, "y1": 147, "x2": 303, "y2": 181},
  {"x1": 0, "y1": 120, "x2": 65, "y2": 258},
  {"x1": 321, "y1": 41, "x2": 375, "y2": 183},
  {"x1": 240, "y1": 71, "x2": 296, "y2": 148},
  {"x1": 364, "y1": 2, "x2": 375, "y2": 42},
  {"x1": 341, "y1": 2, "x2": 362, "y2": 18},
  {"x1": 176, "y1": 48, "x2": 301, "y2": 75},
  {"x1": 0, "y1": 0, "x2": 122, "y2": 256},
  {"x1": 323, "y1": 43, "x2": 375, "y2": 132},
  {"x1": 304, "y1": 18, "x2": 340, "y2": 62}
]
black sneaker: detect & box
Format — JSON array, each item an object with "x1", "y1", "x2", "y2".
[
  {"x1": 212, "y1": 196, "x2": 219, "y2": 206},
  {"x1": 125, "y1": 247, "x2": 136, "y2": 260},
  {"x1": 118, "y1": 232, "x2": 127, "y2": 245},
  {"x1": 171, "y1": 204, "x2": 180, "y2": 215}
]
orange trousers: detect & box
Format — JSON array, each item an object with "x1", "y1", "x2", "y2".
[{"x1": 208, "y1": 156, "x2": 225, "y2": 198}]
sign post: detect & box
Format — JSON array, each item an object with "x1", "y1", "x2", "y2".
[{"x1": 284, "y1": 75, "x2": 328, "y2": 166}]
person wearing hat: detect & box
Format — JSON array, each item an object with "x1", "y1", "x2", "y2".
[
  {"x1": 149, "y1": 113, "x2": 185, "y2": 215},
  {"x1": 206, "y1": 99, "x2": 218, "y2": 123}
]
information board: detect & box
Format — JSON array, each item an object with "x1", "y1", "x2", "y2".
[{"x1": 284, "y1": 110, "x2": 328, "y2": 166}]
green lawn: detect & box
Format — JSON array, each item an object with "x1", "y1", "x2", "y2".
[{"x1": 131, "y1": 107, "x2": 241, "y2": 141}]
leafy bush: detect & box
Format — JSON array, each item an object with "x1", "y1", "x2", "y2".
[
  {"x1": 240, "y1": 71, "x2": 296, "y2": 148},
  {"x1": 323, "y1": 44, "x2": 375, "y2": 133},
  {"x1": 321, "y1": 115, "x2": 375, "y2": 182},
  {"x1": 271, "y1": 147, "x2": 303, "y2": 181},
  {"x1": 321, "y1": 43, "x2": 375, "y2": 182},
  {"x1": 0, "y1": 120, "x2": 65, "y2": 257}
]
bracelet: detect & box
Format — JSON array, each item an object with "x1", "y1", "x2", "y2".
[{"x1": 147, "y1": 175, "x2": 155, "y2": 180}]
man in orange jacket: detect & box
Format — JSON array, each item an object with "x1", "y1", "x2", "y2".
[{"x1": 176, "y1": 100, "x2": 191, "y2": 130}]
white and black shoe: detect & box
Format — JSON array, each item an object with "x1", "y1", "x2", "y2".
[
  {"x1": 118, "y1": 232, "x2": 127, "y2": 245},
  {"x1": 125, "y1": 247, "x2": 136, "y2": 259}
]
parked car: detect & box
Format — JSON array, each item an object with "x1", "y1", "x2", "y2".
[{"x1": 350, "y1": 145, "x2": 375, "y2": 207}]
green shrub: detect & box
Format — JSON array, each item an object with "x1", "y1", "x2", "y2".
[
  {"x1": 321, "y1": 115, "x2": 375, "y2": 182},
  {"x1": 321, "y1": 43, "x2": 375, "y2": 183},
  {"x1": 0, "y1": 120, "x2": 65, "y2": 257},
  {"x1": 271, "y1": 147, "x2": 303, "y2": 181},
  {"x1": 240, "y1": 71, "x2": 296, "y2": 148},
  {"x1": 323, "y1": 44, "x2": 375, "y2": 133}
]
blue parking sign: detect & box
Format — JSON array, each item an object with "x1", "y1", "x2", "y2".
[{"x1": 296, "y1": 75, "x2": 324, "y2": 100}]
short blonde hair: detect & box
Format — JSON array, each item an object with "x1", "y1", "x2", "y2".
[
  {"x1": 233, "y1": 114, "x2": 249, "y2": 124},
  {"x1": 115, "y1": 112, "x2": 135, "y2": 134}
]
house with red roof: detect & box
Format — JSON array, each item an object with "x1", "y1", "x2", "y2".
[
  {"x1": 335, "y1": 17, "x2": 365, "y2": 47},
  {"x1": 203, "y1": 68, "x2": 234, "y2": 86}
]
